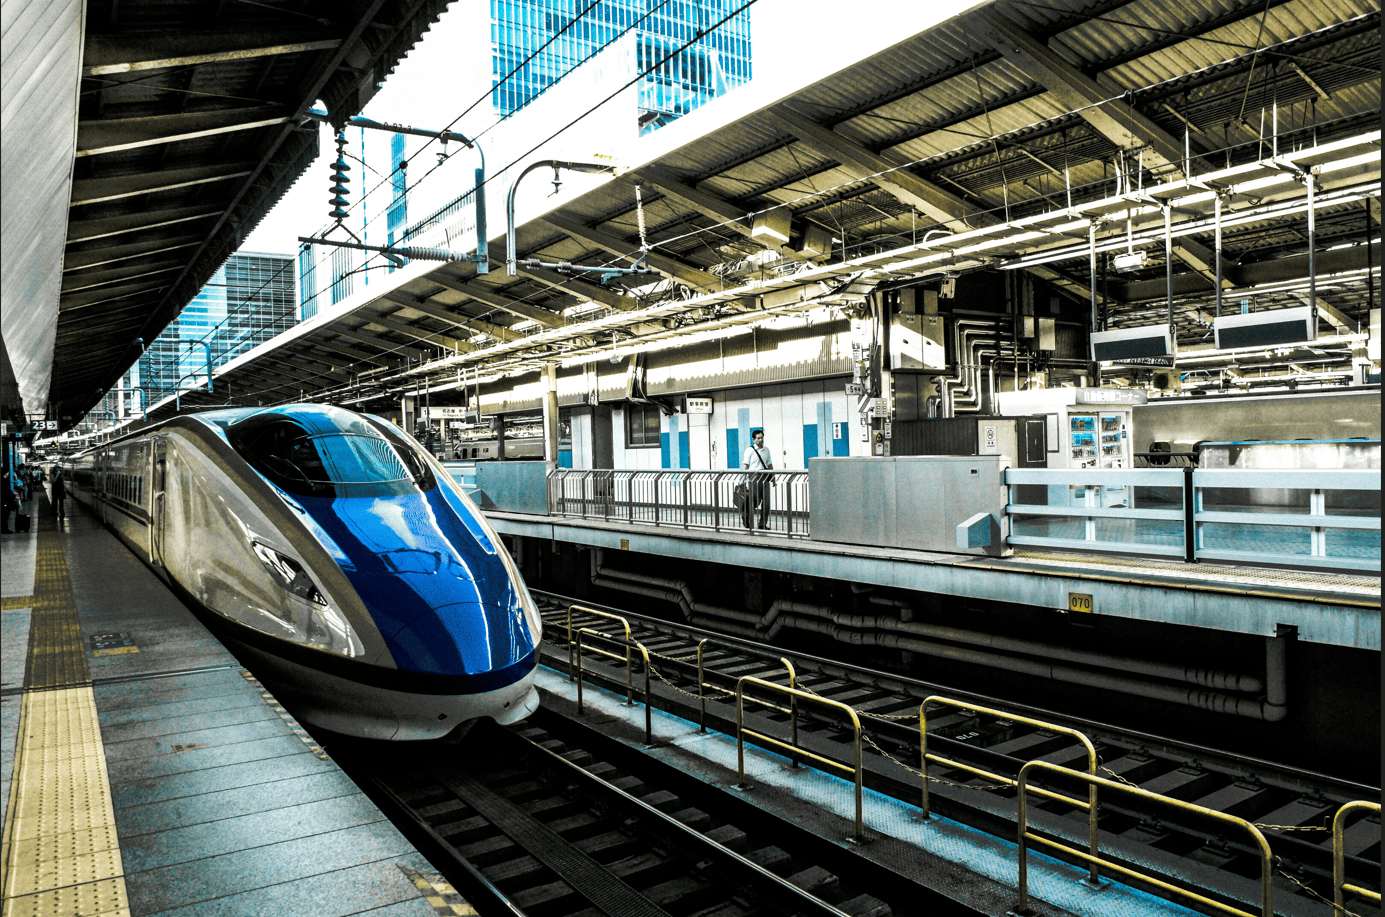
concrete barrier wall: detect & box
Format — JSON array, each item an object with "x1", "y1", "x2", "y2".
[
  {"x1": 473, "y1": 461, "x2": 551, "y2": 515},
  {"x1": 809, "y1": 455, "x2": 1009, "y2": 555}
]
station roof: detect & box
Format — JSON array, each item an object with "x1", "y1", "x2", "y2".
[
  {"x1": 1, "y1": 0, "x2": 452, "y2": 430},
  {"x1": 7, "y1": 0, "x2": 1381, "y2": 433}
]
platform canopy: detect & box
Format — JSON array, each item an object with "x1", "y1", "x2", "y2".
[
  {"x1": 5, "y1": 0, "x2": 1380, "y2": 432},
  {"x1": 1, "y1": 0, "x2": 453, "y2": 431}
]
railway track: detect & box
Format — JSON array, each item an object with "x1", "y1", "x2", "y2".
[
  {"x1": 337, "y1": 709, "x2": 958, "y2": 917},
  {"x1": 531, "y1": 589, "x2": 1381, "y2": 917}
]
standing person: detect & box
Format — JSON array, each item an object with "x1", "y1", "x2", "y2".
[
  {"x1": 740, "y1": 428, "x2": 774, "y2": 530},
  {"x1": 1, "y1": 476, "x2": 15, "y2": 534},
  {"x1": 51, "y1": 467, "x2": 66, "y2": 522}
]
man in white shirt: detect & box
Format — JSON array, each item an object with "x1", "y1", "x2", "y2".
[{"x1": 740, "y1": 428, "x2": 773, "y2": 529}]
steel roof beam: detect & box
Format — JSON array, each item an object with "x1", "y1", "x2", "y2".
[
  {"x1": 1111, "y1": 245, "x2": 1374, "y2": 302},
  {"x1": 539, "y1": 214, "x2": 720, "y2": 292},
  {"x1": 772, "y1": 105, "x2": 996, "y2": 232},
  {"x1": 330, "y1": 327, "x2": 425, "y2": 362},
  {"x1": 63, "y1": 238, "x2": 203, "y2": 273},
  {"x1": 638, "y1": 164, "x2": 815, "y2": 262},
  {"x1": 249, "y1": 363, "x2": 326, "y2": 387},
  {"x1": 514, "y1": 264, "x2": 635, "y2": 311},
  {"x1": 76, "y1": 107, "x2": 293, "y2": 158},
  {"x1": 59, "y1": 262, "x2": 184, "y2": 295},
  {"x1": 979, "y1": 12, "x2": 1201, "y2": 177},
  {"x1": 70, "y1": 164, "x2": 255, "y2": 206},
  {"x1": 307, "y1": 340, "x2": 391, "y2": 368},
  {"x1": 638, "y1": 164, "x2": 755, "y2": 234},
  {"x1": 66, "y1": 208, "x2": 221, "y2": 245},
  {"x1": 367, "y1": 312, "x2": 473, "y2": 353},
  {"x1": 377, "y1": 291, "x2": 521, "y2": 343},
  {"x1": 83, "y1": 31, "x2": 344, "y2": 76},
  {"x1": 428, "y1": 274, "x2": 565, "y2": 328},
  {"x1": 57, "y1": 282, "x2": 169, "y2": 313},
  {"x1": 1292, "y1": 291, "x2": 1359, "y2": 332}
]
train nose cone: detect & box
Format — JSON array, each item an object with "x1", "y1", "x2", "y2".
[{"x1": 373, "y1": 595, "x2": 532, "y2": 679}]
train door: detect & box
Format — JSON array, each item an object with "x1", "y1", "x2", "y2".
[{"x1": 150, "y1": 436, "x2": 168, "y2": 570}]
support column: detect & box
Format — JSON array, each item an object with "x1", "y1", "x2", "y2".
[{"x1": 543, "y1": 363, "x2": 560, "y2": 469}]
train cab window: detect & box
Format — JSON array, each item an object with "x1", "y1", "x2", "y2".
[{"x1": 229, "y1": 415, "x2": 435, "y2": 498}]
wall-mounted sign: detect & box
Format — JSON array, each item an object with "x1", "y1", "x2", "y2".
[
  {"x1": 1074, "y1": 388, "x2": 1148, "y2": 405},
  {"x1": 685, "y1": 396, "x2": 713, "y2": 415}
]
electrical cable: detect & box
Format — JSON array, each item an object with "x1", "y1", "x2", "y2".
[{"x1": 242, "y1": 9, "x2": 1378, "y2": 407}]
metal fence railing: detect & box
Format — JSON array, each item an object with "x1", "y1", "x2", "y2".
[
  {"x1": 1006, "y1": 468, "x2": 1191, "y2": 560},
  {"x1": 548, "y1": 469, "x2": 810, "y2": 538},
  {"x1": 1006, "y1": 467, "x2": 1381, "y2": 573},
  {"x1": 1192, "y1": 468, "x2": 1380, "y2": 572}
]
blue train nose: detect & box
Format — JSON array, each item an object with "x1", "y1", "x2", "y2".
[{"x1": 298, "y1": 489, "x2": 536, "y2": 676}]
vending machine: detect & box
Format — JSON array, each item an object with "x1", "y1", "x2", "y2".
[{"x1": 994, "y1": 387, "x2": 1147, "y2": 506}]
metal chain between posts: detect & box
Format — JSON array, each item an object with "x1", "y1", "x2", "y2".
[
  {"x1": 791, "y1": 681, "x2": 1017, "y2": 790},
  {"x1": 1275, "y1": 867, "x2": 1364, "y2": 917},
  {"x1": 1098, "y1": 763, "x2": 1142, "y2": 789},
  {"x1": 555, "y1": 619, "x2": 1360, "y2": 813},
  {"x1": 641, "y1": 657, "x2": 790, "y2": 715}
]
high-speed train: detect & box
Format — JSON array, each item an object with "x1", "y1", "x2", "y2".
[{"x1": 64, "y1": 404, "x2": 542, "y2": 740}]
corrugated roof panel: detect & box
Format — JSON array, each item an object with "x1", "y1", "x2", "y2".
[{"x1": 1, "y1": 0, "x2": 83, "y2": 417}]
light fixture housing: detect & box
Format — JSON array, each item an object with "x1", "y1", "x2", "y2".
[{"x1": 1111, "y1": 250, "x2": 1148, "y2": 273}]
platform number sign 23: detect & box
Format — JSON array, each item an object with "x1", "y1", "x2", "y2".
[{"x1": 1067, "y1": 593, "x2": 1094, "y2": 614}]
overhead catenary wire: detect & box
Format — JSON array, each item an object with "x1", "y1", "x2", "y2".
[
  {"x1": 315, "y1": 1, "x2": 1361, "y2": 295},
  {"x1": 234, "y1": 10, "x2": 1376, "y2": 408}
]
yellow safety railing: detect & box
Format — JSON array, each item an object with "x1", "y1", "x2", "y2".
[
  {"x1": 1017, "y1": 760, "x2": 1274, "y2": 917},
  {"x1": 735, "y1": 675, "x2": 865, "y2": 843},
  {"x1": 919, "y1": 696, "x2": 1098, "y2": 882},
  {"x1": 567, "y1": 604, "x2": 634, "y2": 703},
  {"x1": 1333, "y1": 800, "x2": 1381, "y2": 912},
  {"x1": 697, "y1": 640, "x2": 797, "y2": 761},
  {"x1": 574, "y1": 628, "x2": 654, "y2": 744}
]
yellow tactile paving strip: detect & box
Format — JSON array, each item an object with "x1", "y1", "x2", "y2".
[{"x1": 1, "y1": 516, "x2": 130, "y2": 917}]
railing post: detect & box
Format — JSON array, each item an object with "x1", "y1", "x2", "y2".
[
  {"x1": 1335, "y1": 802, "x2": 1382, "y2": 911},
  {"x1": 1084, "y1": 485, "x2": 1098, "y2": 543},
  {"x1": 1017, "y1": 765, "x2": 1033, "y2": 913},
  {"x1": 575, "y1": 630, "x2": 586, "y2": 713},
  {"x1": 696, "y1": 639, "x2": 708, "y2": 732},
  {"x1": 1183, "y1": 465, "x2": 1196, "y2": 563},
  {"x1": 785, "y1": 472, "x2": 795, "y2": 535},
  {"x1": 1310, "y1": 488, "x2": 1327, "y2": 557},
  {"x1": 782, "y1": 657, "x2": 799, "y2": 769},
  {"x1": 735, "y1": 681, "x2": 749, "y2": 788}
]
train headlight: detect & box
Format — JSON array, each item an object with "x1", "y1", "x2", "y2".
[
  {"x1": 253, "y1": 542, "x2": 327, "y2": 605},
  {"x1": 516, "y1": 584, "x2": 543, "y2": 643},
  {"x1": 252, "y1": 541, "x2": 364, "y2": 657}
]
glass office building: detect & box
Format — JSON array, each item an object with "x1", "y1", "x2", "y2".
[
  {"x1": 139, "y1": 252, "x2": 297, "y2": 407},
  {"x1": 490, "y1": 0, "x2": 752, "y2": 132}
]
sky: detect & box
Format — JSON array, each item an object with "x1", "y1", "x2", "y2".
[{"x1": 239, "y1": 0, "x2": 976, "y2": 258}]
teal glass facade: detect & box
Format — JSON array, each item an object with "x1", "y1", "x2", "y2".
[
  {"x1": 140, "y1": 253, "x2": 298, "y2": 404},
  {"x1": 490, "y1": 0, "x2": 752, "y2": 132}
]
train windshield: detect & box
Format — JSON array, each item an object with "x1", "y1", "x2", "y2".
[{"x1": 229, "y1": 413, "x2": 435, "y2": 499}]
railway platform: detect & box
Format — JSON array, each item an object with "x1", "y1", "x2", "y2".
[
  {"x1": 487, "y1": 511, "x2": 1381, "y2": 651},
  {"x1": 0, "y1": 495, "x2": 457, "y2": 917}
]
